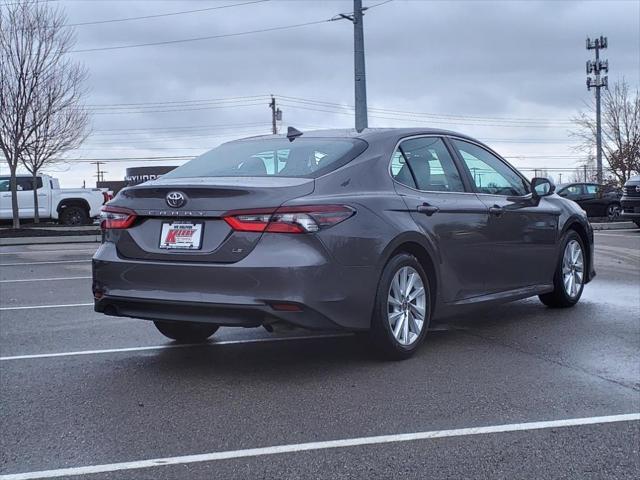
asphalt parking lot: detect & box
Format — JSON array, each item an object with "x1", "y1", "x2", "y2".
[{"x1": 1, "y1": 230, "x2": 639, "y2": 479}]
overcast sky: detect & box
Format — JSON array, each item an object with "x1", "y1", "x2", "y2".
[{"x1": 3, "y1": 0, "x2": 639, "y2": 187}]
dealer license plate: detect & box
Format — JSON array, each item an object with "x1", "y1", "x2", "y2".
[{"x1": 159, "y1": 222, "x2": 203, "y2": 250}]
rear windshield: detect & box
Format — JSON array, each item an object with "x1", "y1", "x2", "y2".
[{"x1": 163, "y1": 138, "x2": 367, "y2": 179}]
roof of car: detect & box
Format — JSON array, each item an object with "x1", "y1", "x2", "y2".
[
  {"x1": 557, "y1": 182, "x2": 598, "y2": 188},
  {"x1": 236, "y1": 127, "x2": 478, "y2": 143}
]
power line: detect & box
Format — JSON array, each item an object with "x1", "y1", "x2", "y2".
[
  {"x1": 82, "y1": 102, "x2": 267, "y2": 116},
  {"x1": 87, "y1": 122, "x2": 576, "y2": 145},
  {"x1": 65, "y1": 0, "x2": 268, "y2": 27},
  {"x1": 84, "y1": 128, "x2": 271, "y2": 145},
  {"x1": 279, "y1": 103, "x2": 572, "y2": 129},
  {"x1": 58, "y1": 156, "x2": 195, "y2": 163},
  {"x1": 70, "y1": 93, "x2": 572, "y2": 125},
  {"x1": 277, "y1": 95, "x2": 574, "y2": 124},
  {"x1": 71, "y1": 18, "x2": 335, "y2": 53},
  {"x1": 91, "y1": 121, "x2": 271, "y2": 135},
  {"x1": 83, "y1": 94, "x2": 268, "y2": 108}
]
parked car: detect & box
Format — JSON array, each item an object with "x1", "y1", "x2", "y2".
[
  {"x1": 0, "y1": 174, "x2": 107, "y2": 225},
  {"x1": 620, "y1": 175, "x2": 640, "y2": 227},
  {"x1": 555, "y1": 182, "x2": 622, "y2": 220},
  {"x1": 92, "y1": 128, "x2": 595, "y2": 359}
]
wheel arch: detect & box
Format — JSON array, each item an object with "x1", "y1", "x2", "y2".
[
  {"x1": 377, "y1": 232, "x2": 441, "y2": 315},
  {"x1": 560, "y1": 217, "x2": 593, "y2": 282},
  {"x1": 57, "y1": 198, "x2": 90, "y2": 215}
]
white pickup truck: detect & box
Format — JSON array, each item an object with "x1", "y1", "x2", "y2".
[{"x1": 0, "y1": 174, "x2": 107, "y2": 225}]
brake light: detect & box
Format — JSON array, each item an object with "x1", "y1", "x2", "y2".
[
  {"x1": 223, "y1": 205, "x2": 354, "y2": 234},
  {"x1": 100, "y1": 205, "x2": 137, "y2": 230}
]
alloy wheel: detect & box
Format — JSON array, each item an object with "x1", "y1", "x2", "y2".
[
  {"x1": 387, "y1": 266, "x2": 427, "y2": 346},
  {"x1": 562, "y1": 239, "x2": 584, "y2": 298},
  {"x1": 607, "y1": 204, "x2": 620, "y2": 220}
]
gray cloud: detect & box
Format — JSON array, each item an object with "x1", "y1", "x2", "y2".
[{"x1": 6, "y1": 0, "x2": 636, "y2": 185}]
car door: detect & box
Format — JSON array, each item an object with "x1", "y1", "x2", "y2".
[
  {"x1": 390, "y1": 135, "x2": 493, "y2": 302},
  {"x1": 449, "y1": 138, "x2": 559, "y2": 292},
  {"x1": 15, "y1": 177, "x2": 38, "y2": 218},
  {"x1": 0, "y1": 177, "x2": 11, "y2": 219},
  {"x1": 558, "y1": 184, "x2": 586, "y2": 208},
  {"x1": 581, "y1": 184, "x2": 605, "y2": 216}
]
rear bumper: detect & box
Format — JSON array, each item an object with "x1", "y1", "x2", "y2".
[
  {"x1": 92, "y1": 235, "x2": 378, "y2": 331},
  {"x1": 95, "y1": 295, "x2": 340, "y2": 330}
]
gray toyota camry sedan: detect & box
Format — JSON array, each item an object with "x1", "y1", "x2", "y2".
[{"x1": 93, "y1": 128, "x2": 595, "y2": 359}]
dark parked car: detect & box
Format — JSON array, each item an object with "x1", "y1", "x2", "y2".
[
  {"x1": 556, "y1": 182, "x2": 622, "y2": 220},
  {"x1": 621, "y1": 175, "x2": 640, "y2": 227},
  {"x1": 93, "y1": 128, "x2": 595, "y2": 359}
]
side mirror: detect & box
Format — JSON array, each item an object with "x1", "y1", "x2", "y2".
[{"x1": 531, "y1": 177, "x2": 555, "y2": 198}]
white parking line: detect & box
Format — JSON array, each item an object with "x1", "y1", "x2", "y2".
[
  {"x1": 594, "y1": 230, "x2": 640, "y2": 237},
  {"x1": 0, "y1": 260, "x2": 90, "y2": 266},
  {"x1": 0, "y1": 276, "x2": 92, "y2": 284},
  {"x1": 0, "y1": 303, "x2": 93, "y2": 311},
  {"x1": 1, "y1": 413, "x2": 637, "y2": 480},
  {"x1": 0, "y1": 334, "x2": 352, "y2": 361},
  {"x1": 0, "y1": 249, "x2": 96, "y2": 255}
]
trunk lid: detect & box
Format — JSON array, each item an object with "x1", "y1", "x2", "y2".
[{"x1": 109, "y1": 177, "x2": 314, "y2": 263}]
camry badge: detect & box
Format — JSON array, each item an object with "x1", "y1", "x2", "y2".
[{"x1": 166, "y1": 191, "x2": 186, "y2": 208}]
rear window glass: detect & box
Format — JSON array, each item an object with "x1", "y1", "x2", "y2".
[{"x1": 163, "y1": 138, "x2": 367, "y2": 179}]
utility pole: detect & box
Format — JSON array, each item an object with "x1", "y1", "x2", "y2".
[
  {"x1": 586, "y1": 36, "x2": 609, "y2": 185},
  {"x1": 339, "y1": 0, "x2": 368, "y2": 132},
  {"x1": 268, "y1": 95, "x2": 282, "y2": 134},
  {"x1": 91, "y1": 161, "x2": 105, "y2": 184}
]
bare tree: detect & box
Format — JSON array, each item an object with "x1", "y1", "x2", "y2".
[
  {"x1": 0, "y1": 0, "x2": 88, "y2": 227},
  {"x1": 22, "y1": 63, "x2": 89, "y2": 222},
  {"x1": 572, "y1": 80, "x2": 640, "y2": 185}
]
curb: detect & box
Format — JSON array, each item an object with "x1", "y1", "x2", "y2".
[
  {"x1": 590, "y1": 222, "x2": 637, "y2": 231},
  {"x1": 0, "y1": 235, "x2": 101, "y2": 246}
]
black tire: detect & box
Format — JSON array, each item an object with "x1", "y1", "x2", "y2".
[
  {"x1": 59, "y1": 206, "x2": 89, "y2": 225},
  {"x1": 153, "y1": 321, "x2": 219, "y2": 342},
  {"x1": 369, "y1": 253, "x2": 432, "y2": 360},
  {"x1": 539, "y1": 230, "x2": 586, "y2": 308},
  {"x1": 605, "y1": 202, "x2": 621, "y2": 221}
]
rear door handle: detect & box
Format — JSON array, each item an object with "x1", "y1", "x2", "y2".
[
  {"x1": 489, "y1": 206, "x2": 504, "y2": 217},
  {"x1": 417, "y1": 204, "x2": 439, "y2": 216}
]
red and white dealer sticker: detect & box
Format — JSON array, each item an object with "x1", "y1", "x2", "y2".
[{"x1": 159, "y1": 222, "x2": 203, "y2": 250}]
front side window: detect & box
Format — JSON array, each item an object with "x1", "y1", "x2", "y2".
[
  {"x1": 391, "y1": 137, "x2": 465, "y2": 192},
  {"x1": 0, "y1": 177, "x2": 9, "y2": 192},
  {"x1": 163, "y1": 138, "x2": 367, "y2": 179},
  {"x1": 452, "y1": 139, "x2": 529, "y2": 196}
]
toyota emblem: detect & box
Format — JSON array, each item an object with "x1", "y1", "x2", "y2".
[
  {"x1": 166, "y1": 191, "x2": 186, "y2": 208},
  {"x1": 636, "y1": 185, "x2": 640, "y2": 193}
]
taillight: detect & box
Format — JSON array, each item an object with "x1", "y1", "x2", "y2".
[
  {"x1": 100, "y1": 205, "x2": 137, "y2": 230},
  {"x1": 223, "y1": 205, "x2": 354, "y2": 234}
]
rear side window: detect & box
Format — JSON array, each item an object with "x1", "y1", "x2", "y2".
[
  {"x1": 0, "y1": 177, "x2": 9, "y2": 192},
  {"x1": 16, "y1": 177, "x2": 43, "y2": 191},
  {"x1": 163, "y1": 138, "x2": 367, "y2": 179},
  {"x1": 391, "y1": 137, "x2": 465, "y2": 192}
]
